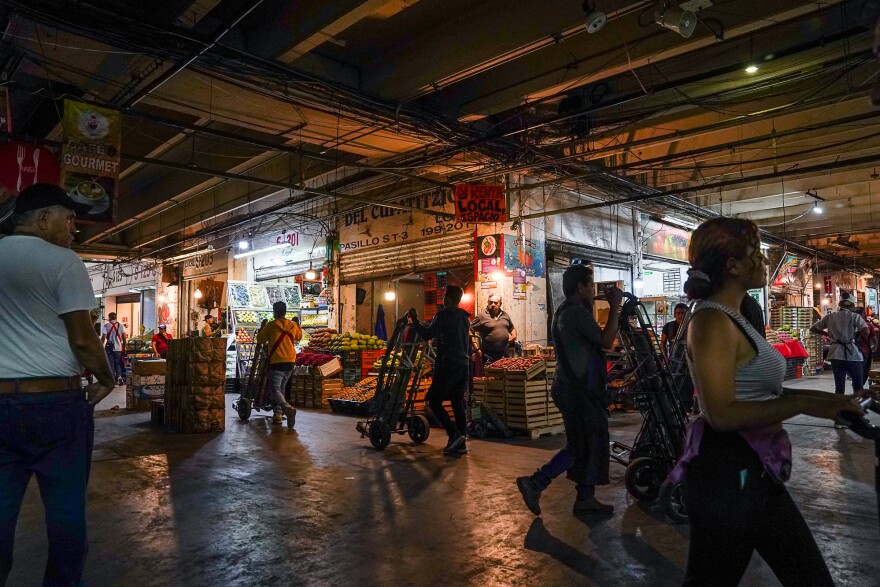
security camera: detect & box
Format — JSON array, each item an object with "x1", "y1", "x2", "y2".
[
  {"x1": 655, "y1": 5, "x2": 697, "y2": 38},
  {"x1": 583, "y1": 2, "x2": 607, "y2": 33}
]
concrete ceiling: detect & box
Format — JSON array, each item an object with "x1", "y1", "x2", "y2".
[{"x1": 2, "y1": 0, "x2": 879, "y2": 271}]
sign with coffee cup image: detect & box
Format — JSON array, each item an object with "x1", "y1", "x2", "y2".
[{"x1": 60, "y1": 100, "x2": 122, "y2": 223}]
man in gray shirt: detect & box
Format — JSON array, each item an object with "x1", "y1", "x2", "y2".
[
  {"x1": 811, "y1": 293, "x2": 869, "y2": 396},
  {"x1": 0, "y1": 184, "x2": 115, "y2": 586},
  {"x1": 471, "y1": 294, "x2": 517, "y2": 363}
]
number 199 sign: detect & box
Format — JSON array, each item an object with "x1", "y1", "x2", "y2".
[{"x1": 454, "y1": 184, "x2": 508, "y2": 223}]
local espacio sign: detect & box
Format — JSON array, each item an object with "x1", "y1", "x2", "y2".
[{"x1": 454, "y1": 184, "x2": 508, "y2": 224}]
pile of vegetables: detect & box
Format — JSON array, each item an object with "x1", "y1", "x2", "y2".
[{"x1": 332, "y1": 376, "x2": 378, "y2": 402}]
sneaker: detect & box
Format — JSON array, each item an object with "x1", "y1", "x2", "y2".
[
  {"x1": 285, "y1": 406, "x2": 297, "y2": 429},
  {"x1": 272, "y1": 412, "x2": 284, "y2": 425},
  {"x1": 516, "y1": 476, "x2": 543, "y2": 516},
  {"x1": 443, "y1": 434, "x2": 466, "y2": 453},
  {"x1": 451, "y1": 443, "x2": 469, "y2": 455},
  {"x1": 116, "y1": 377, "x2": 124, "y2": 386},
  {"x1": 834, "y1": 419, "x2": 847, "y2": 429},
  {"x1": 572, "y1": 495, "x2": 614, "y2": 516}
]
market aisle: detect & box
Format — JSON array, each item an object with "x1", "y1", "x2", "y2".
[{"x1": 8, "y1": 380, "x2": 880, "y2": 586}]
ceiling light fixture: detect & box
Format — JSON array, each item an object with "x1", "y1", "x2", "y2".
[
  {"x1": 806, "y1": 189, "x2": 824, "y2": 214},
  {"x1": 194, "y1": 288, "x2": 203, "y2": 300},
  {"x1": 634, "y1": 273, "x2": 645, "y2": 289},
  {"x1": 233, "y1": 242, "x2": 292, "y2": 259},
  {"x1": 384, "y1": 282, "x2": 396, "y2": 301},
  {"x1": 305, "y1": 261, "x2": 317, "y2": 281},
  {"x1": 745, "y1": 65, "x2": 758, "y2": 74},
  {"x1": 583, "y1": 1, "x2": 607, "y2": 33},
  {"x1": 238, "y1": 240, "x2": 249, "y2": 251},
  {"x1": 655, "y1": 4, "x2": 697, "y2": 38}
]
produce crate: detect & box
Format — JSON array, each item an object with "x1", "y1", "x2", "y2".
[
  {"x1": 471, "y1": 377, "x2": 487, "y2": 402},
  {"x1": 341, "y1": 350, "x2": 361, "y2": 367},
  {"x1": 343, "y1": 368, "x2": 361, "y2": 386}
]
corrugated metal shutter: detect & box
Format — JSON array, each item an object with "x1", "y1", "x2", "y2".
[{"x1": 339, "y1": 232, "x2": 473, "y2": 284}]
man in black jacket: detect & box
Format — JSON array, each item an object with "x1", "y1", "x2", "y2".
[{"x1": 409, "y1": 285, "x2": 471, "y2": 455}]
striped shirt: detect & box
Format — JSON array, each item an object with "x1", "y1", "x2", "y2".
[{"x1": 688, "y1": 300, "x2": 786, "y2": 402}]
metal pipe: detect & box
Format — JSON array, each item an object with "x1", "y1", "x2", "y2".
[{"x1": 120, "y1": 0, "x2": 267, "y2": 108}]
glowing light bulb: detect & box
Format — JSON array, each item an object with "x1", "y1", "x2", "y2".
[
  {"x1": 745, "y1": 65, "x2": 758, "y2": 74},
  {"x1": 194, "y1": 288, "x2": 203, "y2": 300},
  {"x1": 384, "y1": 290, "x2": 396, "y2": 301}
]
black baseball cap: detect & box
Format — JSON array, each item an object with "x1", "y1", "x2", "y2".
[{"x1": 15, "y1": 183, "x2": 91, "y2": 215}]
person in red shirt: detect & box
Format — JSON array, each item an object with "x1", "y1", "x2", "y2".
[
  {"x1": 151, "y1": 324, "x2": 172, "y2": 359},
  {"x1": 855, "y1": 308, "x2": 879, "y2": 386}
]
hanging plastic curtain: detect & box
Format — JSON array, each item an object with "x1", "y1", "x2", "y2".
[{"x1": 375, "y1": 304, "x2": 388, "y2": 341}]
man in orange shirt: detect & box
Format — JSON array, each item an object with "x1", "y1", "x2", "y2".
[{"x1": 256, "y1": 301, "x2": 302, "y2": 428}]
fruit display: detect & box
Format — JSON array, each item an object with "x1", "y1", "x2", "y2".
[
  {"x1": 235, "y1": 310, "x2": 259, "y2": 324},
  {"x1": 306, "y1": 328, "x2": 337, "y2": 350},
  {"x1": 229, "y1": 284, "x2": 250, "y2": 307},
  {"x1": 301, "y1": 312, "x2": 329, "y2": 328},
  {"x1": 487, "y1": 357, "x2": 544, "y2": 371},
  {"x1": 283, "y1": 285, "x2": 302, "y2": 308},
  {"x1": 332, "y1": 376, "x2": 378, "y2": 402},
  {"x1": 265, "y1": 285, "x2": 285, "y2": 304},
  {"x1": 248, "y1": 286, "x2": 268, "y2": 308},
  {"x1": 327, "y1": 332, "x2": 386, "y2": 352},
  {"x1": 236, "y1": 328, "x2": 252, "y2": 343},
  {"x1": 372, "y1": 350, "x2": 421, "y2": 370}
]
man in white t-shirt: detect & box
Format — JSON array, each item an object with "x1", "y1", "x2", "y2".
[
  {"x1": 811, "y1": 293, "x2": 870, "y2": 396},
  {"x1": 0, "y1": 183, "x2": 115, "y2": 586},
  {"x1": 101, "y1": 312, "x2": 128, "y2": 385}
]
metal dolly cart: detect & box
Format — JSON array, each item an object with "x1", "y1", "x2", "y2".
[
  {"x1": 232, "y1": 342, "x2": 281, "y2": 424},
  {"x1": 609, "y1": 293, "x2": 691, "y2": 523},
  {"x1": 356, "y1": 316, "x2": 433, "y2": 450}
]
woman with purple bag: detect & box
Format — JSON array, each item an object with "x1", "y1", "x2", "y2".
[{"x1": 673, "y1": 218, "x2": 864, "y2": 586}]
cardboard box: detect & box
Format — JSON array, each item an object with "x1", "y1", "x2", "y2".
[
  {"x1": 133, "y1": 359, "x2": 166, "y2": 376},
  {"x1": 316, "y1": 357, "x2": 343, "y2": 378},
  {"x1": 134, "y1": 384, "x2": 165, "y2": 400}
]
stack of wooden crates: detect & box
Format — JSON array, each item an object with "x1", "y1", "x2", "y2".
[
  {"x1": 770, "y1": 307, "x2": 821, "y2": 374},
  {"x1": 165, "y1": 338, "x2": 226, "y2": 433},
  {"x1": 290, "y1": 370, "x2": 344, "y2": 409},
  {"x1": 474, "y1": 356, "x2": 561, "y2": 438}
]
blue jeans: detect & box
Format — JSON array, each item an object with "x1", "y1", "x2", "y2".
[
  {"x1": 107, "y1": 351, "x2": 124, "y2": 380},
  {"x1": 831, "y1": 359, "x2": 864, "y2": 394},
  {"x1": 269, "y1": 368, "x2": 294, "y2": 409},
  {"x1": 0, "y1": 390, "x2": 94, "y2": 586}
]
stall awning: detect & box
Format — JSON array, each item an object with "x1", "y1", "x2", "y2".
[
  {"x1": 339, "y1": 232, "x2": 474, "y2": 284},
  {"x1": 546, "y1": 239, "x2": 633, "y2": 271},
  {"x1": 255, "y1": 256, "x2": 326, "y2": 282}
]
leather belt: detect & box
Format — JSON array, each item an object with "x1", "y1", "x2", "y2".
[{"x1": 0, "y1": 376, "x2": 83, "y2": 394}]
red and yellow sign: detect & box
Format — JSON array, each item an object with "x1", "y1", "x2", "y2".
[{"x1": 454, "y1": 183, "x2": 507, "y2": 223}]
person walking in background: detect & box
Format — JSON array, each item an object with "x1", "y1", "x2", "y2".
[
  {"x1": 855, "y1": 307, "x2": 878, "y2": 387},
  {"x1": 0, "y1": 183, "x2": 116, "y2": 586},
  {"x1": 151, "y1": 324, "x2": 172, "y2": 359},
  {"x1": 470, "y1": 294, "x2": 517, "y2": 363},
  {"x1": 516, "y1": 263, "x2": 622, "y2": 516},
  {"x1": 811, "y1": 292, "x2": 869, "y2": 400},
  {"x1": 408, "y1": 285, "x2": 471, "y2": 455},
  {"x1": 101, "y1": 311, "x2": 127, "y2": 386},
  {"x1": 673, "y1": 217, "x2": 862, "y2": 586},
  {"x1": 661, "y1": 303, "x2": 688, "y2": 360},
  {"x1": 256, "y1": 302, "x2": 302, "y2": 428}
]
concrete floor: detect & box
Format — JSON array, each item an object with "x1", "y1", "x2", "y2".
[{"x1": 8, "y1": 374, "x2": 880, "y2": 586}]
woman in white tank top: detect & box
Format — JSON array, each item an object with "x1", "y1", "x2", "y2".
[{"x1": 678, "y1": 218, "x2": 864, "y2": 587}]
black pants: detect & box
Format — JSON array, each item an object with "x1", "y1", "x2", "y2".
[
  {"x1": 864, "y1": 354, "x2": 873, "y2": 387},
  {"x1": 683, "y1": 426, "x2": 833, "y2": 586},
  {"x1": 426, "y1": 366, "x2": 468, "y2": 439},
  {"x1": 483, "y1": 349, "x2": 506, "y2": 364}
]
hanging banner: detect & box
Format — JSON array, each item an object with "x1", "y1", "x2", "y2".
[
  {"x1": 643, "y1": 219, "x2": 690, "y2": 261},
  {"x1": 503, "y1": 234, "x2": 546, "y2": 278},
  {"x1": 60, "y1": 100, "x2": 122, "y2": 223},
  {"x1": 476, "y1": 233, "x2": 504, "y2": 289},
  {"x1": 454, "y1": 184, "x2": 508, "y2": 223},
  {"x1": 771, "y1": 254, "x2": 801, "y2": 288},
  {"x1": 0, "y1": 142, "x2": 61, "y2": 195}
]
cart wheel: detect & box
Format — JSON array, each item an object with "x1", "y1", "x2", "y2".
[
  {"x1": 369, "y1": 420, "x2": 392, "y2": 450},
  {"x1": 407, "y1": 415, "x2": 430, "y2": 444},
  {"x1": 630, "y1": 444, "x2": 655, "y2": 461},
  {"x1": 659, "y1": 479, "x2": 688, "y2": 524},
  {"x1": 624, "y1": 457, "x2": 662, "y2": 501},
  {"x1": 237, "y1": 398, "x2": 252, "y2": 421},
  {"x1": 467, "y1": 420, "x2": 488, "y2": 439}
]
